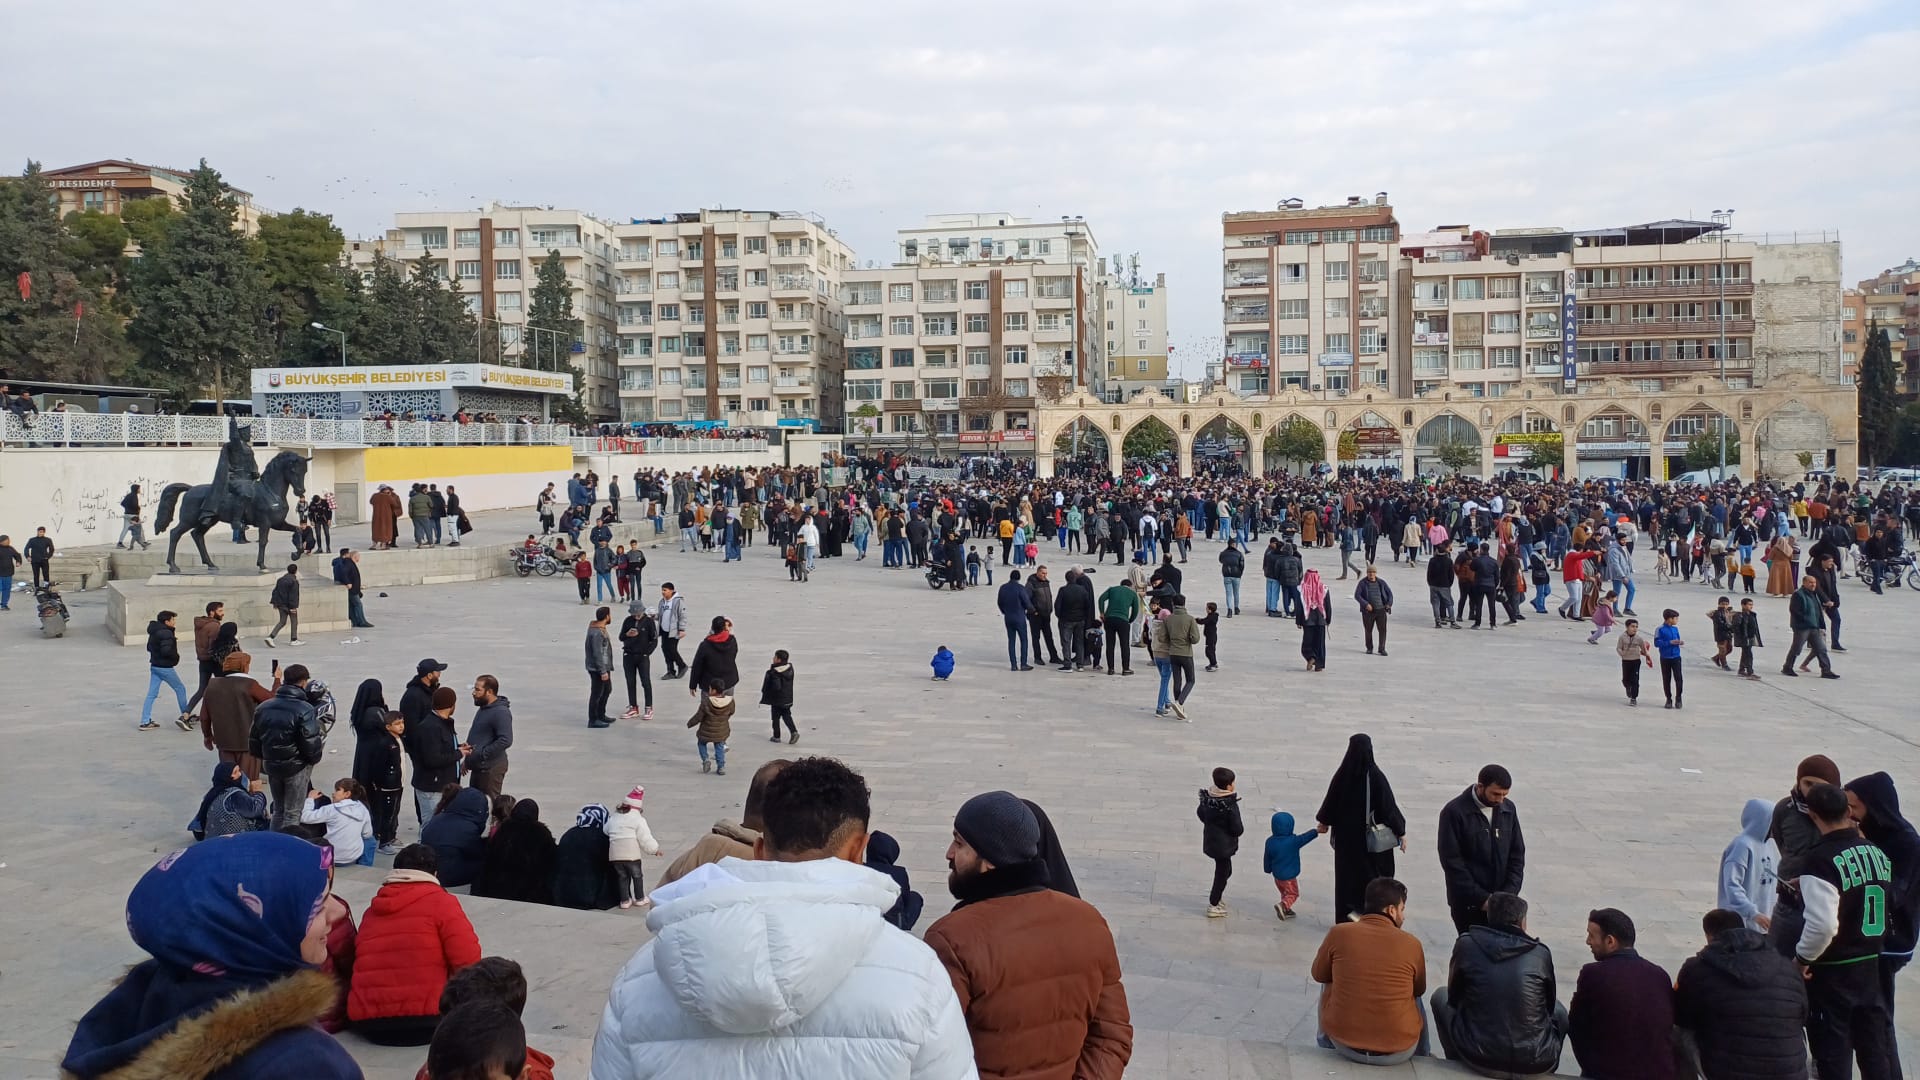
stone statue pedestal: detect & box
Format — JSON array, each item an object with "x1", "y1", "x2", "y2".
[{"x1": 106, "y1": 572, "x2": 349, "y2": 646}]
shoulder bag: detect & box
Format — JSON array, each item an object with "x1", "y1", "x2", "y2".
[{"x1": 1364, "y1": 774, "x2": 1397, "y2": 853}]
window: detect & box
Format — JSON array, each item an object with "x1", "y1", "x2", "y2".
[
  {"x1": 462, "y1": 294, "x2": 483, "y2": 315},
  {"x1": 1491, "y1": 347, "x2": 1520, "y2": 367},
  {"x1": 1627, "y1": 266, "x2": 1659, "y2": 287},
  {"x1": 496, "y1": 293, "x2": 522, "y2": 311},
  {"x1": 845, "y1": 282, "x2": 880, "y2": 304},
  {"x1": 1361, "y1": 225, "x2": 1394, "y2": 243},
  {"x1": 716, "y1": 270, "x2": 738, "y2": 292},
  {"x1": 455, "y1": 260, "x2": 482, "y2": 279},
  {"x1": 1037, "y1": 312, "x2": 1061, "y2": 331},
  {"x1": 1276, "y1": 335, "x2": 1310, "y2": 355},
  {"x1": 1003, "y1": 279, "x2": 1028, "y2": 299},
  {"x1": 1037, "y1": 277, "x2": 1073, "y2": 299},
  {"x1": 922, "y1": 313, "x2": 956, "y2": 336},
  {"x1": 746, "y1": 334, "x2": 769, "y2": 351},
  {"x1": 495, "y1": 260, "x2": 519, "y2": 279},
  {"x1": 748, "y1": 367, "x2": 768, "y2": 383},
  {"x1": 1137, "y1": 359, "x2": 1150, "y2": 374},
  {"x1": 1674, "y1": 340, "x2": 1705, "y2": 360},
  {"x1": 890, "y1": 414, "x2": 921, "y2": 433},
  {"x1": 684, "y1": 243, "x2": 703, "y2": 261},
  {"x1": 1275, "y1": 299, "x2": 1308, "y2": 320},
  {"x1": 721, "y1": 240, "x2": 738, "y2": 258},
  {"x1": 966, "y1": 347, "x2": 990, "y2": 366},
  {"x1": 1632, "y1": 339, "x2": 1666, "y2": 362},
  {"x1": 1578, "y1": 304, "x2": 1617, "y2": 325},
  {"x1": 686, "y1": 303, "x2": 705, "y2": 326},
  {"x1": 966, "y1": 313, "x2": 989, "y2": 333},
  {"x1": 1322, "y1": 228, "x2": 1356, "y2": 243},
  {"x1": 1414, "y1": 348, "x2": 1447, "y2": 373},
  {"x1": 658, "y1": 335, "x2": 682, "y2": 355},
  {"x1": 657, "y1": 271, "x2": 680, "y2": 291},
  {"x1": 1003, "y1": 379, "x2": 1029, "y2": 397},
  {"x1": 846, "y1": 379, "x2": 883, "y2": 401},
  {"x1": 889, "y1": 316, "x2": 914, "y2": 336},
  {"x1": 965, "y1": 280, "x2": 989, "y2": 300},
  {"x1": 890, "y1": 348, "x2": 916, "y2": 368},
  {"x1": 1489, "y1": 312, "x2": 1520, "y2": 334},
  {"x1": 1326, "y1": 297, "x2": 1350, "y2": 318},
  {"x1": 657, "y1": 399, "x2": 683, "y2": 418},
  {"x1": 657, "y1": 303, "x2": 680, "y2": 322},
  {"x1": 1036, "y1": 239, "x2": 1051, "y2": 255},
  {"x1": 1324, "y1": 333, "x2": 1351, "y2": 353},
  {"x1": 923, "y1": 349, "x2": 952, "y2": 367},
  {"x1": 745, "y1": 236, "x2": 766, "y2": 254},
  {"x1": 924, "y1": 378, "x2": 959, "y2": 399},
  {"x1": 493, "y1": 229, "x2": 518, "y2": 246},
  {"x1": 1004, "y1": 313, "x2": 1028, "y2": 331},
  {"x1": 1004, "y1": 345, "x2": 1028, "y2": 365},
  {"x1": 654, "y1": 240, "x2": 678, "y2": 258},
  {"x1": 1284, "y1": 230, "x2": 1319, "y2": 244},
  {"x1": 1324, "y1": 261, "x2": 1349, "y2": 282},
  {"x1": 747, "y1": 269, "x2": 768, "y2": 286},
  {"x1": 1359, "y1": 327, "x2": 1385, "y2": 354},
  {"x1": 1360, "y1": 258, "x2": 1390, "y2": 281},
  {"x1": 1671, "y1": 265, "x2": 1703, "y2": 285},
  {"x1": 1278, "y1": 263, "x2": 1307, "y2": 283},
  {"x1": 683, "y1": 365, "x2": 706, "y2": 387},
  {"x1": 1673, "y1": 302, "x2": 1706, "y2": 322},
  {"x1": 889, "y1": 283, "x2": 914, "y2": 303},
  {"x1": 965, "y1": 379, "x2": 991, "y2": 397},
  {"x1": 1453, "y1": 348, "x2": 1484, "y2": 370},
  {"x1": 1488, "y1": 276, "x2": 1519, "y2": 299},
  {"x1": 416, "y1": 229, "x2": 448, "y2": 248},
  {"x1": 455, "y1": 229, "x2": 481, "y2": 248},
  {"x1": 746, "y1": 301, "x2": 768, "y2": 319},
  {"x1": 922, "y1": 281, "x2": 957, "y2": 302},
  {"x1": 1454, "y1": 278, "x2": 1484, "y2": 300},
  {"x1": 775, "y1": 240, "x2": 794, "y2": 258}
]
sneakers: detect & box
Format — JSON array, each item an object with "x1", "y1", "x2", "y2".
[
  {"x1": 263, "y1": 637, "x2": 276, "y2": 649},
  {"x1": 1274, "y1": 902, "x2": 1286, "y2": 921},
  {"x1": 377, "y1": 842, "x2": 401, "y2": 856},
  {"x1": 789, "y1": 732, "x2": 799, "y2": 745},
  {"x1": 287, "y1": 639, "x2": 305, "y2": 647},
  {"x1": 1206, "y1": 904, "x2": 1229, "y2": 918},
  {"x1": 175, "y1": 714, "x2": 195, "y2": 731},
  {"x1": 622, "y1": 706, "x2": 640, "y2": 719},
  {"x1": 138, "y1": 720, "x2": 161, "y2": 730},
  {"x1": 770, "y1": 734, "x2": 783, "y2": 742},
  {"x1": 702, "y1": 760, "x2": 712, "y2": 773},
  {"x1": 716, "y1": 765, "x2": 726, "y2": 776},
  {"x1": 1820, "y1": 671, "x2": 1842, "y2": 680},
  {"x1": 1154, "y1": 708, "x2": 1169, "y2": 718},
  {"x1": 643, "y1": 707, "x2": 654, "y2": 720},
  {"x1": 1169, "y1": 700, "x2": 1187, "y2": 721},
  {"x1": 1281, "y1": 905, "x2": 1296, "y2": 920}
]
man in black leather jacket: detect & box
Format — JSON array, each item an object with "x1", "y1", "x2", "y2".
[
  {"x1": 248, "y1": 663, "x2": 324, "y2": 829},
  {"x1": 1431, "y1": 892, "x2": 1566, "y2": 1077}
]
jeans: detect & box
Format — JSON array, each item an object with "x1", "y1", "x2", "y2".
[
  {"x1": 1142, "y1": 536, "x2": 1157, "y2": 563},
  {"x1": 430, "y1": 517, "x2": 443, "y2": 544},
  {"x1": 1003, "y1": 618, "x2": 1030, "y2": 668},
  {"x1": 613, "y1": 860, "x2": 646, "y2": 904},
  {"x1": 1558, "y1": 579, "x2": 1584, "y2": 617},
  {"x1": 1058, "y1": 619, "x2": 1085, "y2": 667},
  {"x1": 680, "y1": 527, "x2": 695, "y2": 551},
  {"x1": 588, "y1": 671, "x2": 612, "y2": 723},
  {"x1": 1, "y1": 574, "x2": 12, "y2": 608},
  {"x1": 1611, "y1": 577, "x2": 1636, "y2": 612},
  {"x1": 852, "y1": 533, "x2": 868, "y2": 558},
  {"x1": 411, "y1": 518, "x2": 430, "y2": 544},
  {"x1": 1531, "y1": 581, "x2": 1550, "y2": 612},
  {"x1": 118, "y1": 514, "x2": 144, "y2": 546},
  {"x1": 1222, "y1": 577, "x2": 1241, "y2": 612},
  {"x1": 697, "y1": 738, "x2": 727, "y2": 770},
  {"x1": 1786, "y1": 627, "x2": 1833, "y2": 673},
  {"x1": 1806, "y1": 959, "x2": 1894, "y2": 1080},
  {"x1": 1155, "y1": 658, "x2": 1173, "y2": 710},
  {"x1": 347, "y1": 591, "x2": 370, "y2": 628},
  {"x1": 140, "y1": 665, "x2": 189, "y2": 725},
  {"x1": 268, "y1": 767, "x2": 312, "y2": 830},
  {"x1": 1280, "y1": 582, "x2": 1302, "y2": 618},
  {"x1": 1429, "y1": 587, "x2": 1454, "y2": 625},
  {"x1": 1316, "y1": 995, "x2": 1431, "y2": 1064},
  {"x1": 1265, "y1": 579, "x2": 1281, "y2": 612},
  {"x1": 595, "y1": 571, "x2": 615, "y2": 601},
  {"x1": 269, "y1": 609, "x2": 298, "y2": 642}
]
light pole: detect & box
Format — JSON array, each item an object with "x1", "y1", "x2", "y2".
[
  {"x1": 1711, "y1": 209, "x2": 1735, "y2": 477},
  {"x1": 310, "y1": 322, "x2": 346, "y2": 365}
]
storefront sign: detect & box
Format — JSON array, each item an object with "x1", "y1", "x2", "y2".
[
  {"x1": 253, "y1": 363, "x2": 574, "y2": 395},
  {"x1": 1561, "y1": 270, "x2": 1578, "y2": 389}
]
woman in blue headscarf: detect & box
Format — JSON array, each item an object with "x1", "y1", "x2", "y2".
[
  {"x1": 63, "y1": 831, "x2": 363, "y2": 1079},
  {"x1": 551, "y1": 803, "x2": 620, "y2": 910},
  {"x1": 189, "y1": 760, "x2": 269, "y2": 841}
]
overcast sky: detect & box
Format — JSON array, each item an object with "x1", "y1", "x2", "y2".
[{"x1": 10, "y1": 0, "x2": 1915, "y2": 378}]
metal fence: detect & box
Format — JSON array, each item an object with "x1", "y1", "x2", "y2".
[
  {"x1": 1, "y1": 413, "x2": 570, "y2": 448},
  {"x1": 570, "y1": 435, "x2": 772, "y2": 455}
]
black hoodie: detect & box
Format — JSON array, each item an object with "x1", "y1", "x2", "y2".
[
  {"x1": 1847, "y1": 771, "x2": 1920, "y2": 957},
  {"x1": 1674, "y1": 928, "x2": 1809, "y2": 1079}
]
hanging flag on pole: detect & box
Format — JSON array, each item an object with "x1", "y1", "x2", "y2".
[
  {"x1": 15, "y1": 271, "x2": 29, "y2": 300},
  {"x1": 74, "y1": 300, "x2": 85, "y2": 344}
]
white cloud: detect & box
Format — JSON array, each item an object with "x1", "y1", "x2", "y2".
[{"x1": 6, "y1": 0, "x2": 1914, "y2": 377}]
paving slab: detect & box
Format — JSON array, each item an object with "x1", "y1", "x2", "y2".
[{"x1": 3, "y1": 518, "x2": 1916, "y2": 1076}]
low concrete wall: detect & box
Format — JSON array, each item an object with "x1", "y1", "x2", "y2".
[
  {"x1": 572, "y1": 448, "x2": 780, "y2": 485},
  {"x1": 108, "y1": 573, "x2": 351, "y2": 646}
]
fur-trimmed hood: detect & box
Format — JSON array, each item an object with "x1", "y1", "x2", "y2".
[{"x1": 63, "y1": 968, "x2": 359, "y2": 1080}]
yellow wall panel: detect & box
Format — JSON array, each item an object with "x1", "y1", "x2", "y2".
[{"x1": 363, "y1": 445, "x2": 572, "y2": 482}]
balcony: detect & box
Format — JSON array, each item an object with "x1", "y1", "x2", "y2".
[
  {"x1": 1412, "y1": 295, "x2": 1448, "y2": 310},
  {"x1": 922, "y1": 396, "x2": 961, "y2": 410},
  {"x1": 1525, "y1": 324, "x2": 1562, "y2": 339},
  {"x1": 617, "y1": 316, "x2": 652, "y2": 328},
  {"x1": 774, "y1": 375, "x2": 814, "y2": 388},
  {"x1": 718, "y1": 376, "x2": 742, "y2": 389},
  {"x1": 773, "y1": 275, "x2": 813, "y2": 293},
  {"x1": 1225, "y1": 271, "x2": 1269, "y2": 288},
  {"x1": 1579, "y1": 281, "x2": 1754, "y2": 299},
  {"x1": 1357, "y1": 305, "x2": 1387, "y2": 320},
  {"x1": 921, "y1": 322, "x2": 958, "y2": 338},
  {"x1": 773, "y1": 345, "x2": 812, "y2": 356},
  {"x1": 1226, "y1": 307, "x2": 1270, "y2": 323},
  {"x1": 1579, "y1": 357, "x2": 1754, "y2": 377},
  {"x1": 1577, "y1": 317, "x2": 1756, "y2": 337},
  {"x1": 1524, "y1": 290, "x2": 1561, "y2": 305}
]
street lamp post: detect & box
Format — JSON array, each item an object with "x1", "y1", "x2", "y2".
[
  {"x1": 1711, "y1": 209, "x2": 1735, "y2": 477},
  {"x1": 310, "y1": 322, "x2": 346, "y2": 365}
]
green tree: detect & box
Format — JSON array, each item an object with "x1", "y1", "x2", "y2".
[
  {"x1": 1858, "y1": 325, "x2": 1899, "y2": 466},
  {"x1": 526, "y1": 251, "x2": 588, "y2": 423},
  {"x1": 120, "y1": 196, "x2": 176, "y2": 253},
  {"x1": 1263, "y1": 417, "x2": 1325, "y2": 468},
  {"x1": 1435, "y1": 438, "x2": 1479, "y2": 473},
  {"x1": 1122, "y1": 419, "x2": 1175, "y2": 461},
  {"x1": 1519, "y1": 433, "x2": 1565, "y2": 474},
  {"x1": 0, "y1": 162, "x2": 71, "y2": 366},
  {"x1": 255, "y1": 209, "x2": 349, "y2": 365},
  {"x1": 352, "y1": 256, "x2": 423, "y2": 367},
  {"x1": 1893, "y1": 402, "x2": 1920, "y2": 466},
  {"x1": 127, "y1": 160, "x2": 265, "y2": 403},
  {"x1": 1336, "y1": 429, "x2": 1358, "y2": 461},
  {"x1": 1683, "y1": 427, "x2": 1741, "y2": 471},
  {"x1": 411, "y1": 256, "x2": 476, "y2": 365},
  {"x1": 1795, "y1": 450, "x2": 1815, "y2": 474},
  {"x1": 0, "y1": 162, "x2": 136, "y2": 383},
  {"x1": 61, "y1": 210, "x2": 130, "y2": 290}
]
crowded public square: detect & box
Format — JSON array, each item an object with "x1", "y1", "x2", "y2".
[{"x1": 4, "y1": 455, "x2": 1918, "y2": 1078}]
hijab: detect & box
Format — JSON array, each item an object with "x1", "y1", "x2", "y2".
[
  {"x1": 1300, "y1": 568, "x2": 1327, "y2": 613},
  {"x1": 191, "y1": 761, "x2": 246, "y2": 838},
  {"x1": 347, "y1": 678, "x2": 385, "y2": 727},
  {"x1": 576, "y1": 803, "x2": 610, "y2": 830},
  {"x1": 1316, "y1": 733, "x2": 1384, "y2": 829}
]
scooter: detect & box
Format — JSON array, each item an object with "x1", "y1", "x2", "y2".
[{"x1": 35, "y1": 583, "x2": 69, "y2": 638}]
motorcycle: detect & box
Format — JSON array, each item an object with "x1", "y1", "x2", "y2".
[
  {"x1": 925, "y1": 563, "x2": 965, "y2": 590},
  {"x1": 510, "y1": 545, "x2": 561, "y2": 577},
  {"x1": 35, "y1": 583, "x2": 69, "y2": 638}
]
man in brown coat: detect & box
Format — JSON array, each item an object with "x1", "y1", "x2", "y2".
[
  {"x1": 182, "y1": 602, "x2": 225, "y2": 724},
  {"x1": 655, "y1": 759, "x2": 789, "y2": 888},
  {"x1": 924, "y1": 790, "x2": 1132, "y2": 1079},
  {"x1": 1310, "y1": 876, "x2": 1429, "y2": 1064},
  {"x1": 201, "y1": 650, "x2": 275, "y2": 780}
]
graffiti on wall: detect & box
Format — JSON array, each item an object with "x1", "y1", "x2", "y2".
[{"x1": 49, "y1": 473, "x2": 167, "y2": 539}]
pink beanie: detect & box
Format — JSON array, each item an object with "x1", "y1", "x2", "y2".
[{"x1": 622, "y1": 785, "x2": 644, "y2": 809}]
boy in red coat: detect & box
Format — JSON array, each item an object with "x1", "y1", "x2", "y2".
[{"x1": 348, "y1": 843, "x2": 482, "y2": 1045}]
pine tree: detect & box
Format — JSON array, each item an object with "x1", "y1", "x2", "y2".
[
  {"x1": 127, "y1": 160, "x2": 264, "y2": 402},
  {"x1": 1858, "y1": 325, "x2": 1899, "y2": 466},
  {"x1": 526, "y1": 250, "x2": 588, "y2": 424},
  {"x1": 255, "y1": 209, "x2": 348, "y2": 365},
  {"x1": 413, "y1": 256, "x2": 475, "y2": 365},
  {"x1": 0, "y1": 162, "x2": 134, "y2": 382}
]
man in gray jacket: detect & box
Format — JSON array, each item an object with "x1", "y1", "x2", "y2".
[
  {"x1": 586, "y1": 605, "x2": 615, "y2": 728},
  {"x1": 657, "y1": 582, "x2": 689, "y2": 678},
  {"x1": 462, "y1": 675, "x2": 513, "y2": 796}
]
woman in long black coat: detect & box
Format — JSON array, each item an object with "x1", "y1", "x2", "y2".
[
  {"x1": 472, "y1": 799, "x2": 558, "y2": 905},
  {"x1": 1315, "y1": 733, "x2": 1407, "y2": 922},
  {"x1": 550, "y1": 804, "x2": 620, "y2": 910}
]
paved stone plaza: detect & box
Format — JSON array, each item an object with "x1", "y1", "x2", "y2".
[{"x1": 3, "y1": 508, "x2": 1916, "y2": 1078}]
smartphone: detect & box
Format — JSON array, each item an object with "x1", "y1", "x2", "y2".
[{"x1": 271, "y1": 659, "x2": 280, "y2": 674}]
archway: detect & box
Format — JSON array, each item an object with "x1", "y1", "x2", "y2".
[
  {"x1": 1193, "y1": 415, "x2": 1250, "y2": 477},
  {"x1": 1493, "y1": 407, "x2": 1563, "y2": 480},
  {"x1": 1415, "y1": 412, "x2": 1482, "y2": 476},
  {"x1": 1052, "y1": 416, "x2": 1110, "y2": 478},
  {"x1": 1755, "y1": 401, "x2": 1833, "y2": 480},
  {"x1": 1344, "y1": 410, "x2": 1403, "y2": 476},
  {"x1": 1263, "y1": 413, "x2": 1325, "y2": 477},
  {"x1": 1121, "y1": 414, "x2": 1179, "y2": 477},
  {"x1": 1570, "y1": 406, "x2": 1650, "y2": 481},
  {"x1": 1662, "y1": 404, "x2": 1737, "y2": 480}
]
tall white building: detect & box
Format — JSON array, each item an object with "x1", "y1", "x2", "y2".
[
  {"x1": 356, "y1": 204, "x2": 622, "y2": 417},
  {"x1": 1100, "y1": 261, "x2": 1170, "y2": 397},
  {"x1": 609, "y1": 210, "x2": 854, "y2": 429}
]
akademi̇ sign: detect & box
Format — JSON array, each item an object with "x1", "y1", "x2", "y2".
[{"x1": 1561, "y1": 270, "x2": 1578, "y2": 390}]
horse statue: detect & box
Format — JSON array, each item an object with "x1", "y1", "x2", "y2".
[{"x1": 155, "y1": 449, "x2": 311, "y2": 574}]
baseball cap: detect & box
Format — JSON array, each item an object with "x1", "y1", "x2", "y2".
[{"x1": 416, "y1": 658, "x2": 449, "y2": 675}]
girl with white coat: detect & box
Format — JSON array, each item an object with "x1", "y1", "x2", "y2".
[
  {"x1": 606, "y1": 784, "x2": 664, "y2": 909},
  {"x1": 301, "y1": 778, "x2": 375, "y2": 866}
]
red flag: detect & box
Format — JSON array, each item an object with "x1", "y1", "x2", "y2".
[
  {"x1": 74, "y1": 301, "x2": 84, "y2": 319},
  {"x1": 15, "y1": 271, "x2": 28, "y2": 300}
]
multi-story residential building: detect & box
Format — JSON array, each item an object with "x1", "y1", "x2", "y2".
[
  {"x1": 43, "y1": 159, "x2": 265, "y2": 234},
  {"x1": 1220, "y1": 195, "x2": 1402, "y2": 399},
  {"x1": 609, "y1": 210, "x2": 853, "y2": 430},
  {"x1": 1101, "y1": 262, "x2": 1171, "y2": 397},
  {"x1": 893, "y1": 213, "x2": 1103, "y2": 396},
  {"x1": 1853, "y1": 258, "x2": 1919, "y2": 396},
  {"x1": 354, "y1": 204, "x2": 622, "y2": 417}
]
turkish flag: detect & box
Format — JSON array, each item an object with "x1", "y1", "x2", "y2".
[
  {"x1": 75, "y1": 301, "x2": 84, "y2": 319},
  {"x1": 15, "y1": 271, "x2": 28, "y2": 300}
]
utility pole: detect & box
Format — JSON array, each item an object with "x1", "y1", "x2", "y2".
[{"x1": 1711, "y1": 209, "x2": 1735, "y2": 477}]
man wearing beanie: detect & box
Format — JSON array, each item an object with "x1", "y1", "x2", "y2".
[
  {"x1": 404, "y1": 685, "x2": 463, "y2": 827},
  {"x1": 924, "y1": 791, "x2": 1133, "y2": 1079},
  {"x1": 1767, "y1": 753, "x2": 1844, "y2": 957}
]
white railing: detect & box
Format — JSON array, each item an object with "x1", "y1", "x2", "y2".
[
  {"x1": 569, "y1": 436, "x2": 772, "y2": 454},
  {"x1": 0, "y1": 413, "x2": 570, "y2": 447}
]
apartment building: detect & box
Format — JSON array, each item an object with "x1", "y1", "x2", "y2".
[
  {"x1": 1852, "y1": 258, "x2": 1919, "y2": 395},
  {"x1": 43, "y1": 158, "x2": 265, "y2": 234},
  {"x1": 1101, "y1": 263, "x2": 1171, "y2": 397},
  {"x1": 357, "y1": 204, "x2": 622, "y2": 417},
  {"x1": 1220, "y1": 195, "x2": 1402, "y2": 399},
  {"x1": 609, "y1": 210, "x2": 853, "y2": 429}
]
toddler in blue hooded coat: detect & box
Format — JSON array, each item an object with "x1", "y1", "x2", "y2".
[{"x1": 1262, "y1": 811, "x2": 1322, "y2": 920}]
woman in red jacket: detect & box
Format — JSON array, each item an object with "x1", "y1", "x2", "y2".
[{"x1": 347, "y1": 843, "x2": 482, "y2": 1045}]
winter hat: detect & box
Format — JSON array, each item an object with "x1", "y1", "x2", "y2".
[
  {"x1": 622, "y1": 785, "x2": 645, "y2": 809},
  {"x1": 1797, "y1": 754, "x2": 1842, "y2": 786},
  {"x1": 953, "y1": 790, "x2": 1041, "y2": 868},
  {"x1": 431, "y1": 686, "x2": 459, "y2": 710}
]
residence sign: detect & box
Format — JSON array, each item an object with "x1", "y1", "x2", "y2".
[{"x1": 252, "y1": 363, "x2": 574, "y2": 395}]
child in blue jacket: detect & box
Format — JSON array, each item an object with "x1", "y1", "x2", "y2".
[
  {"x1": 930, "y1": 645, "x2": 955, "y2": 680},
  {"x1": 1262, "y1": 810, "x2": 1323, "y2": 920}
]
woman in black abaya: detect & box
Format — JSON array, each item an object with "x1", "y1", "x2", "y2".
[{"x1": 1315, "y1": 733, "x2": 1406, "y2": 922}]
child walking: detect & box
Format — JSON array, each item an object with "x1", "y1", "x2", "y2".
[
  {"x1": 761, "y1": 649, "x2": 797, "y2": 744},
  {"x1": 605, "y1": 784, "x2": 663, "y2": 909},
  {"x1": 1654, "y1": 608, "x2": 1685, "y2": 709},
  {"x1": 930, "y1": 644, "x2": 955, "y2": 681},
  {"x1": 1586, "y1": 591, "x2": 1617, "y2": 645},
  {"x1": 966, "y1": 545, "x2": 982, "y2": 586},
  {"x1": 1731, "y1": 597, "x2": 1764, "y2": 679},
  {"x1": 1196, "y1": 766, "x2": 1244, "y2": 918},
  {"x1": 1616, "y1": 618, "x2": 1653, "y2": 706},
  {"x1": 1708, "y1": 596, "x2": 1735, "y2": 670},
  {"x1": 1200, "y1": 602, "x2": 1221, "y2": 672},
  {"x1": 687, "y1": 678, "x2": 735, "y2": 774},
  {"x1": 572, "y1": 552, "x2": 592, "y2": 605},
  {"x1": 1261, "y1": 811, "x2": 1323, "y2": 921}
]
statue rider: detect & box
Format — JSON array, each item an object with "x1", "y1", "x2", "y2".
[{"x1": 204, "y1": 415, "x2": 261, "y2": 529}]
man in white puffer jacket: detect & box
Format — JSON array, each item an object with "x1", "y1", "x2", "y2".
[{"x1": 591, "y1": 756, "x2": 977, "y2": 1079}]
